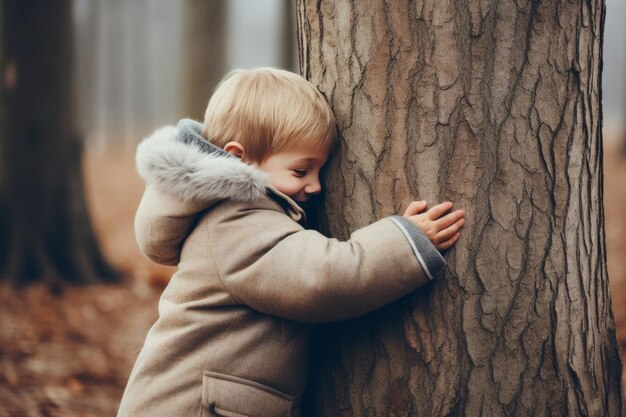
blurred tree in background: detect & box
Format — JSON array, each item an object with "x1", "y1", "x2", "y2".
[
  {"x1": 182, "y1": 0, "x2": 226, "y2": 121},
  {"x1": 0, "y1": 0, "x2": 117, "y2": 286},
  {"x1": 181, "y1": 0, "x2": 296, "y2": 121},
  {"x1": 279, "y1": 0, "x2": 296, "y2": 71}
]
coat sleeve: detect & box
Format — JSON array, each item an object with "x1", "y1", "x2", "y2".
[{"x1": 209, "y1": 205, "x2": 445, "y2": 323}]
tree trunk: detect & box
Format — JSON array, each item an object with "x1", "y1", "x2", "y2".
[
  {"x1": 0, "y1": 1, "x2": 118, "y2": 286},
  {"x1": 279, "y1": 0, "x2": 297, "y2": 72},
  {"x1": 74, "y1": 0, "x2": 99, "y2": 141},
  {"x1": 182, "y1": 0, "x2": 226, "y2": 121},
  {"x1": 297, "y1": 1, "x2": 624, "y2": 415},
  {"x1": 623, "y1": 36, "x2": 626, "y2": 156}
]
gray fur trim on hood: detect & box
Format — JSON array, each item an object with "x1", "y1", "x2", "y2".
[{"x1": 136, "y1": 119, "x2": 269, "y2": 202}]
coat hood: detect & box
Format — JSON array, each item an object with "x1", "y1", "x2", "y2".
[
  {"x1": 135, "y1": 119, "x2": 306, "y2": 265},
  {"x1": 136, "y1": 119, "x2": 270, "y2": 203}
]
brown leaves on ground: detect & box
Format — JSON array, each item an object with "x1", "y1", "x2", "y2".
[{"x1": 0, "y1": 282, "x2": 157, "y2": 417}]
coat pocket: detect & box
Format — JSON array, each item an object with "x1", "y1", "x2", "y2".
[{"x1": 202, "y1": 371, "x2": 294, "y2": 417}]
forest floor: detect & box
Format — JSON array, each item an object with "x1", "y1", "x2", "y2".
[{"x1": 1, "y1": 133, "x2": 626, "y2": 416}]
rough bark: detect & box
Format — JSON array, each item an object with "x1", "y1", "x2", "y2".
[
  {"x1": 297, "y1": 0, "x2": 624, "y2": 416},
  {"x1": 182, "y1": 0, "x2": 226, "y2": 121},
  {"x1": 0, "y1": 1, "x2": 118, "y2": 286}
]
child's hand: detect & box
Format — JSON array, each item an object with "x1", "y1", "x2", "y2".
[{"x1": 403, "y1": 201, "x2": 465, "y2": 251}]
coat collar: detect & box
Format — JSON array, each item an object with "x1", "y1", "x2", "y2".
[{"x1": 136, "y1": 119, "x2": 305, "y2": 222}]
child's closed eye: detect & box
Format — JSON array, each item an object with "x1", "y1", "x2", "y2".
[{"x1": 292, "y1": 169, "x2": 307, "y2": 177}]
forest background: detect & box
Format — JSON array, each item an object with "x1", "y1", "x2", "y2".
[{"x1": 0, "y1": 1, "x2": 625, "y2": 416}]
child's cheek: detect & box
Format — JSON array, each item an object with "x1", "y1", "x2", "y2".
[{"x1": 269, "y1": 175, "x2": 301, "y2": 198}]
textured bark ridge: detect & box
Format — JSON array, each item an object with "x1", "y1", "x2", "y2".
[{"x1": 297, "y1": 1, "x2": 624, "y2": 415}]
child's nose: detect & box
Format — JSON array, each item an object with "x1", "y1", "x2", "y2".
[{"x1": 305, "y1": 178, "x2": 321, "y2": 195}]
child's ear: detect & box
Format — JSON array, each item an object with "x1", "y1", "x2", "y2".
[{"x1": 224, "y1": 141, "x2": 245, "y2": 159}]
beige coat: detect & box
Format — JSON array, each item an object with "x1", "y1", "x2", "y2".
[{"x1": 117, "y1": 119, "x2": 445, "y2": 417}]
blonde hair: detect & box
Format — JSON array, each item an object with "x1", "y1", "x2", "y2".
[{"x1": 203, "y1": 68, "x2": 337, "y2": 162}]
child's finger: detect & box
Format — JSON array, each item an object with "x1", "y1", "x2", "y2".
[
  {"x1": 403, "y1": 200, "x2": 427, "y2": 217},
  {"x1": 434, "y1": 218, "x2": 465, "y2": 242},
  {"x1": 426, "y1": 202, "x2": 453, "y2": 220},
  {"x1": 434, "y1": 209, "x2": 464, "y2": 229},
  {"x1": 436, "y1": 232, "x2": 461, "y2": 251}
]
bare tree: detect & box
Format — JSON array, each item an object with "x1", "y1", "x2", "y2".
[
  {"x1": 0, "y1": 1, "x2": 117, "y2": 286},
  {"x1": 279, "y1": 0, "x2": 297, "y2": 71},
  {"x1": 623, "y1": 37, "x2": 626, "y2": 155},
  {"x1": 297, "y1": 0, "x2": 624, "y2": 415},
  {"x1": 182, "y1": 0, "x2": 226, "y2": 121}
]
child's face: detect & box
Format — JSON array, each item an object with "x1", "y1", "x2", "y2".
[{"x1": 255, "y1": 146, "x2": 329, "y2": 203}]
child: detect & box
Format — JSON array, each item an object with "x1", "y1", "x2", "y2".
[{"x1": 117, "y1": 68, "x2": 464, "y2": 417}]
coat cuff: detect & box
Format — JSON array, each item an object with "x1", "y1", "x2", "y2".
[{"x1": 388, "y1": 216, "x2": 446, "y2": 280}]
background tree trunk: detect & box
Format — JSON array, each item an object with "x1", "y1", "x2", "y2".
[
  {"x1": 279, "y1": 0, "x2": 297, "y2": 71},
  {"x1": 0, "y1": 1, "x2": 117, "y2": 286},
  {"x1": 182, "y1": 0, "x2": 226, "y2": 121},
  {"x1": 297, "y1": 1, "x2": 624, "y2": 415},
  {"x1": 623, "y1": 35, "x2": 626, "y2": 155}
]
